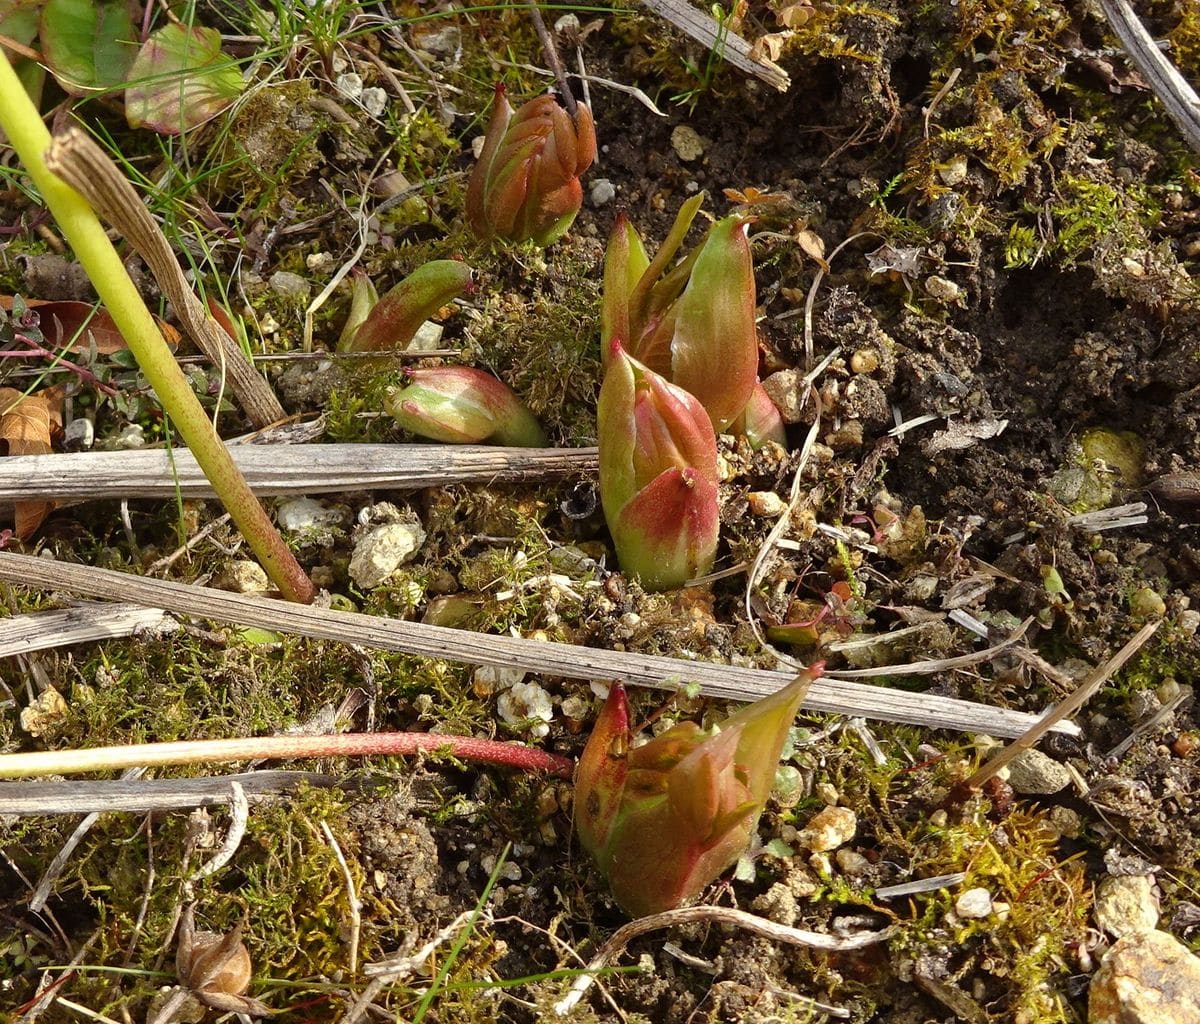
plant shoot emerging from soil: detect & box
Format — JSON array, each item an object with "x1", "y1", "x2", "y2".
[{"x1": 576, "y1": 666, "x2": 821, "y2": 917}]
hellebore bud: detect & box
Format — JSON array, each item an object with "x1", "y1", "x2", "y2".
[
  {"x1": 598, "y1": 341, "x2": 719, "y2": 591},
  {"x1": 466, "y1": 83, "x2": 596, "y2": 247},
  {"x1": 575, "y1": 665, "x2": 822, "y2": 917},
  {"x1": 730, "y1": 380, "x2": 787, "y2": 449},
  {"x1": 602, "y1": 198, "x2": 758, "y2": 432},
  {"x1": 342, "y1": 260, "x2": 473, "y2": 353},
  {"x1": 384, "y1": 366, "x2": 547, "y2": 447}
]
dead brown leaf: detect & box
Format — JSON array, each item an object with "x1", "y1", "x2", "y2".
[
  {"x1": 0, "y1": 385, "x2": 64, "y2": 539},
  {"x1": 1, "y1": 297, "x2": 180, "y2": 353}
]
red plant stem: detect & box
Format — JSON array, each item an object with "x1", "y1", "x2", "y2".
[
  {"x1": 3, "y1": 334, "x2": 119, "y2": 395},
  {"x1": 0, "y1": 732, "x2": 576, "y2": 779}
]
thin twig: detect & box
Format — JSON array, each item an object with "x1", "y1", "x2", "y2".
[
  {"x1": 638, "y1": 0, "x2": 790, "y2": 91},
  {"x1": 0, "y1": 602, "x2": 173, "y2": 657},
  {"x1": 553, "y1": 905, "x2": 892, "y2": 1015},
  {"x1": 964, "y1": 621, "x2": 1160, "y2": 791},
  {"x1": 0, "y1": 444, "x2": 597, "y2": 501},
  {"x1": 0, "y1": 770, "x2": 343, "y2": 816},
  {"x1": 43, "y1": 129, "x2": 285, "y2": 428},
  {"x1": 342, "y1": 910, "x2": 477, "y2": 1024},
  {"x1": 1098, "y1": 0, "x2": 1200, "y2": 152},
  {"x1": 526, "y1": 2, "x2": 577, "y2": 119},
  {"x1": 0, "y1": 551, "x2": 1074, "y2": 738}
]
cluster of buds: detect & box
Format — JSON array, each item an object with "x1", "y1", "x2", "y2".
[
  {"x1": 597, "y1": 341, "x2": 719, "y2": 591},
  {"x1": 575, "y1": 665, "x2": 821, "y2": 917},
  {"x1": 598, "y1": 196, "x2": 783, "y2": 588},
  {"x1": 384, "y1": 366, "x2": 547, "y2": 447},
  {"x1": 601, "y1": 193, "x2": 758, "y2": 433},
  {"x1": 466, "y1": 83, "x2": 596, "y2": 247}
]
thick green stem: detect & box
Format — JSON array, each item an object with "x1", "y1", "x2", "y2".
[
  {"x1": 0, "y1": 52, "x2": 313, "y2": 603},
  {"x1": 0, "y1": 732, "x2": 575, "y2": 779}
]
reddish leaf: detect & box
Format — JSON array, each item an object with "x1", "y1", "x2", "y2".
[{"x1": 0, "y1": 297, "x2": 181, "y2": 352}]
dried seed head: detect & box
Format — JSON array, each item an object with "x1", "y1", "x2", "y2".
[{"x1": 178, "y1": 929, "x2": 252, "y2": 996}]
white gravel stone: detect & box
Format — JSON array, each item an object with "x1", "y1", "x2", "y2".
[
  {"x1": 1007, "y1": 748, "x2": 1071, "y2": 795},
  {"x1": 360, "y1": 87, "x2": 387, "y2": 117},
  {"x1": 64, "y1": 417, "x2": 94, "y2": 450},
  {"x1": 797, "y1": 806, "x2": 857, "y2": 852},
  {"x1": 1095, "y1": 875, "x2": 1160, "y2": 938},
  {"x1": 276, "y1": 497, "x2": 343, "y2": 543},
  {"x1": 473, "y1": 665, "x2": 526, "y2": 695},
  {"x1": 112, "y1": 423, "x2": 145, "y2": 449},
  {"x1": 349, "y1": 520, "x2": 426, "y2": 589},
  {"x1": 589, "y1": 178, "x2": 616, "y2": 206},
  {"x1": 406, "y1": 320, "x2": 444, "y2": 352},
  {"x1": 220, "y1": 560, "x2": 270, "y2": 594},
  {"x1": 335, "y1": 72, "x2": 363, "y2": 101},
  {"x1": 954, "y1": 887, "x2": 993, "y2": 919},
  {"x1": 497, "y1": 681, "x2": 554, "y2": 739}
]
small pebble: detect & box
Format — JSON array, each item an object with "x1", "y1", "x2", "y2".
[
  {"x1": 1095, "y1": 875, "x2": 1160, "y2": 938},
  {"x1": 797, "y1": 806, "x2": 856, "y2": 852},
  {"x1": 112, "y1": 423, "x2": 145, "y2": 449},
  {"x1": 349, "y1": 520, "x2": 426, "y2": 589},
  {"x1": 497, "y1": 681, "x2": 554, "y2": 739},
  {"x1": 63, "y1": 417, "x2": 94, "y2": 451},
  {"x1": 276, "y1": 497, "x2": 343, "y2": 541},
  {"x1": 760, "y1": 369, "x2": 808, "y2": 423},
  {"x1": 955, "y1": 887, "x2": 993, "y2": 919},
  {"x1": 835, "y1": 849, "x2": 870, "y2": 876},
  {"x1": 335, "y1": 72, "x2": 363, "y2": 101},
  {"x1": 746, "y1": 491, "x2": 788, "y2": 517},
  {"x1": 406, "y1": 320, "x2": 444, "y2": 352},
  {"x1": 938, "y1": 154, "x2": 969, "y2": 186},
  {"x1": 360, "y1": 87, "x2": 387, "y2": 117},
  {"x1": 1089, "y1": 929, "x2": 1200, "y2": 1024},
  {"x1": 1006, "y1": 748, "x2": 1071, "y2": 795},
  {"x1": 269, "y1": 270, "x2": 310, "y2": 301},
  {"x1": 670, "y1": 125, "x2": 706, "y2": 162},
  {"x1": 924, "y1": 274, "x2": 961, "y2": 303},
  {"x1": 219, "y1": 560, "x2": 270, "y2": 594},
  {"x1": 589, "y1": 178, "x2": 616, "y2": 206}
]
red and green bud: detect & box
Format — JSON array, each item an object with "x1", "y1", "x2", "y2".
[
  {"x1": 466, "y1": 83, "x2": 596, "y2": 247},
  {"x1": 575, "y1": 665, "x2": 822, "y2": 917},
  {"x1": 342, "y1": 260, "x2": 473, "y2": 353},
  {"x1": 598, "y1": 341, "x2": 719, "y2": 591},
  {"x1": 602, "y1": 198, "x2": 758, "y2": 432},
  {"x1": 383, "y1": 366, "x2": 547, "y2": 447},
  {"x1": 731, "y1": 380, "x2": 787, "y2": 449}
]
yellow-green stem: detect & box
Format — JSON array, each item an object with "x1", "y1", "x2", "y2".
[{"x1": 0, "y1": 52, "x2": 313, "y2": 603}]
